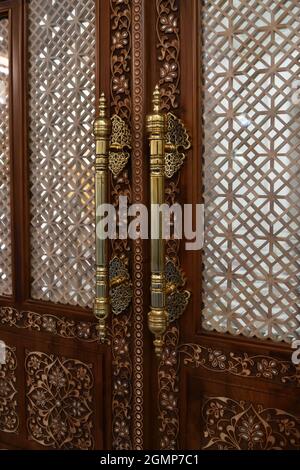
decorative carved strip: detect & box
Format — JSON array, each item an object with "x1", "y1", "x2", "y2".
[
  {"x1": 0, "y1": 346, "x2": 19, "y2": 434},
  {"x1": 156, "y1": 0, "x2": 180, "y2": 111},
  {"x1": 132, "y1": 0, "x2": 145, "y2": 450},
  {"x1": 110, "y1": 0, "x2": 132, "y2": 120},
  {"x1": 110, "y1": 0, "x2": 133, "y2": 451},
  {"x1": 178, "y1": 343, "x2": 300, "y2": 387},
  {"x1": 0, "y1": 17, "x2": 12, "y2": 297},
  {"x1": 158, "y1": 327, "x2": 180, "y2": 450},
  {"x1": 202, "y1": 397, "x2": 300, "y2": 450},
  {"x1": 156, "y1": 0, "x2": 181, "y2": 451},
  {"x1": 25, "y1": 351, "x2": 94, "y2": 449},
  {"x1": 0, "y1": 307, "x2": 99, "y2": 342}
]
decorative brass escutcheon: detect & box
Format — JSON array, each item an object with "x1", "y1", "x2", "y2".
[{"x1": 109, "y1": 115, "x2": 132, "y2": 177}]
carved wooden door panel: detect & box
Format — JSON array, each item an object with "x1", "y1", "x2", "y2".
[
  {"x1": 149, "y1": 0, "x2": 300, "y2": 451},
  {"x1": 0, "y1": 0, "x2": 111, "y2": 450}
]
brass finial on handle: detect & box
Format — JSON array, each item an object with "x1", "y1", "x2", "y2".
[
  {"x1": 146, "y1": 86, "x2": 168, "y2": 358},
  {"x1": 93, "y1": 93, "x2": 111, "y2": 342}
]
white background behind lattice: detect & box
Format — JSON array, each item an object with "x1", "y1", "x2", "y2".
[
  {"x1": 202, "y1": 0, "x2": 300, "y2": 342},
  {"x1": 28, "y1": 0, "x2": 96, "y2": 307}
]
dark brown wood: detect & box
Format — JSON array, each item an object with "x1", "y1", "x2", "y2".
[
  {"x1": 0, "y1": 0, "x2": 112, "y2": 450},
  {"x1": 1, "y1": 0, "x2": 299, "y2": 451},
  {"x1": 177, "y1": 0, "x2": 299, "y2": 450}
]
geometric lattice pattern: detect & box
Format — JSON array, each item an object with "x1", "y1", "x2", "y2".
[
  {"x1": 28, "y1": 0, "x2": 96, "y2": 307},
  {"x1": 0, "y1": 18, "x2": 12, "y2": 296},
  {"x1": 202, "y1": 0, "x2": 300, "y2": 342}
]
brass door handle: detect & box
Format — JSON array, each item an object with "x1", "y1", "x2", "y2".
[
  {"x1": 146, "y1": 86, "x2": 168, "y2": 357},
  {"x1": 93, "y1": 94, "x2": 111, "y2": 342},
  {"x1": 146, "y1": 86, "x2": 191, "y2": 357},
  {"x1": 93, "y1": 94, "x2": 132, "y2": 342}
]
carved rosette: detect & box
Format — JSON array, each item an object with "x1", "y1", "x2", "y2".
[
  {"x1": 202, "y1": 397, "x2": 300, "y2": 450},
  {"x1": 0, "y1": 346, "x2": 19, "y2": 434},
  {"x1": 110, "y1": 0, "x2": 133, "y2": 450},
  {"x1": 25, "y1": 352, "x2": 94, "y2": 449}
]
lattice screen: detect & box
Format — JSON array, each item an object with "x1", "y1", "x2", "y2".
[
  {"x1": 0, "y1": 18, "x2": 12, "y2": 297},
  {"x1": 202, "y1": 0, "x2": 300, "y2": 342},
  {"x1": 28, "y1": 0, "x2": 96, "y2": 307}
]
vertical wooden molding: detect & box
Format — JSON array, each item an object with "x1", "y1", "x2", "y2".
[
  {"x1": 131, "y1": 0, "x2": 145, "y2": 451},
  {"x1": 156, "y1": 0, "x2": 181, "y2": 450},
  {"x1": 110, "y1": 0, "x2": 133, "y2": 451}
]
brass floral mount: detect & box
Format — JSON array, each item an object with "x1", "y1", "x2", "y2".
[
  {"x1": 109, "y1": 256, "x2": 133, "y2": 315},
  {"x1": 147, "y1": 86, "x2": 192, "y2": 357},
  {"x1": 109, "y1": 115, "x2": 132, "y2": 177},
  {"x1": 166, "y1": 259, "x2": 191, "y2": 323},
  {"x1": 165, "y1": 113, "x2": 191, "y2": 178}
]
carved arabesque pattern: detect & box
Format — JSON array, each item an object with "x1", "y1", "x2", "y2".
[
  {"x1": 0, "y1": 346, "x2": 19, "y2": 433},
  {"x1": 156, "y1": 0, "x2": 180, "y2": 111},
  {"x1": 178, "y1": 342, "x2": 300, "y2": 387},
  {"x1": 110, "y1": 0, "x2": 132, "y2": 120},
  {"x1": 0, "y1": 17, "x2": 12, "y2": 296},
  {"x1": 156, "y1": 0, "x2": 182, "y2": 451},
  {"x1": 25, "y1": 351, "x2": 94, "y2": 449},
  {"x1": 158, "y1": 326, "x2": 180, "y2": 450},
  {"x1": 202, "y1": 397, "x2": 300, "y2": 450},
  {"x1": 28, "y1": 0, "x2": 96, "y2": 307},
  {"x1": 0, "y1": 306, "x2": 99, "y2": 342}
]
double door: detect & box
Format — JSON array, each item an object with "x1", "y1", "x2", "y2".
[{"x1": 0, "y1": 0, "x2": 299, "y2": 450}]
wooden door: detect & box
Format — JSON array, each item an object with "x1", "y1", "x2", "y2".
[
  {"x1": 147, "y1": 0, "x2": 300, "y2": 450},
  {"x1": 0, "y1": 0, "x2": 112, "y2": 450},
  {"x1": 0, "y1": 0, "x2": 299, "y2": 452}
]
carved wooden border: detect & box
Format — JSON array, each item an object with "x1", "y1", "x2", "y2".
[
  {"x1": 178, "y1": 343, "x2": 300, "y2": 387},
  {"x1": 156, "y1": 0, "x2": 180, "y2": 111},
  {"x1": 131, "y1": 0, "x2": 145, "y2": 450},
  {"x1": 0, "y1": 345, "x2": 18, "y2": 434},
  {"x1": 110, "y1": 0, "x2": 133, "y2": 451},
  {"x1": 0, "y1": 307, "x2": 99, "y2": 342},
  {"x1": 156, "y1": 0, "x2": 181, "y2": 451}
]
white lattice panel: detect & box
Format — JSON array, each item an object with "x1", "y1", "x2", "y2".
[
  {"x1": 28, "y1": 0, "x2": 96, "y2": 307},
  {"x1": 202, "y1": 0, "x2": 300, "y2": 342},
  {"x1": 0, "y1": 18, "x2": 12, "y2": 296}
]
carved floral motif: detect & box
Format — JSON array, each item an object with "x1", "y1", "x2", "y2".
[
  {"x1": 111, "y1": 0, "x2": 132, "y2": 120},
  {"x1": 156, "y1": 0, "x2": 182, "y2": 451},
  {"x1": 156, "y1": 0, "x2": 180, "y2": 111},
  {"x1": 25, "y1": 351, "x2": 94, "y2": 449},
  {"x1": 110, "y1": 0, "x2": 133, "y2": 450},
  {"x1": 202, "y1": 397, "x2": 300, "y2": 450},
  {"x1": 178, "y1": 343, "x2": 300, "y2": 387},
  {"x1": 158, "y1": 326, "x2": 180, "y2": 450},
  {"x1": 0, "y1": 307, "x2": 99, "y2": 342},
  {"x1": 0, "y1": 346, "x2": 19, "y2": 433}
]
